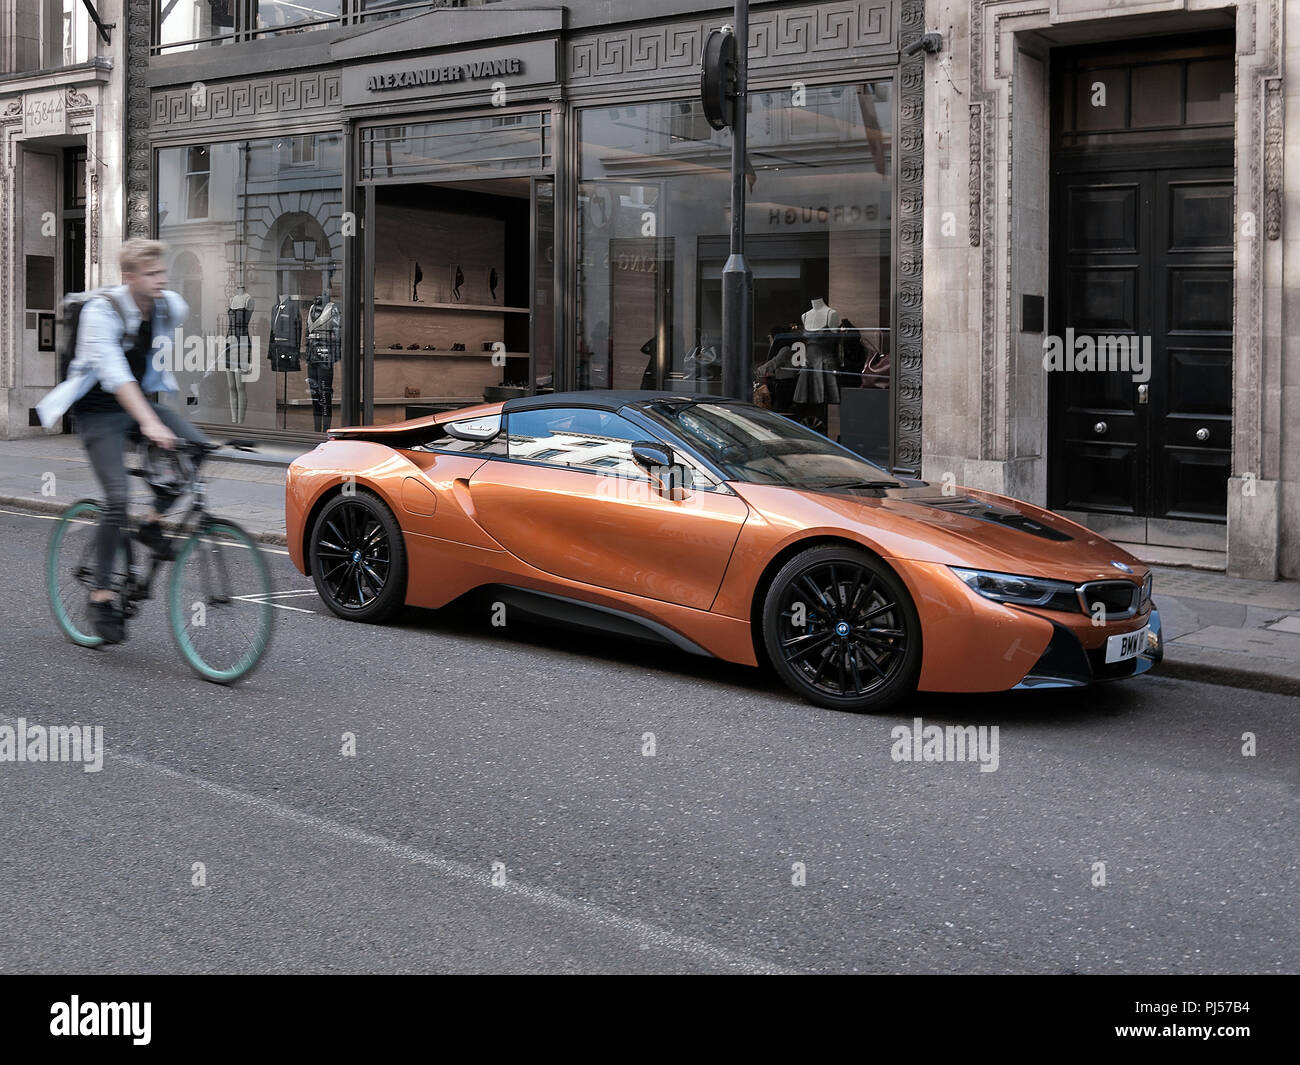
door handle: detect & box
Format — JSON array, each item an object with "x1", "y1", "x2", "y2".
[
  {"x1": 1195, "y1": 427, "x2": 1210, "y2": 442},
  {"x1": 1094, "y1": 421, "x2": 1108, "y2": 436},
  {"x1": 1137, "y1": 384, "x2": 1149, "y2": 405}
]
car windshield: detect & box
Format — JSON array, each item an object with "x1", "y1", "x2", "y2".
[{"x1": 641, "y1": 399, "x2": 901, "y2": 490}]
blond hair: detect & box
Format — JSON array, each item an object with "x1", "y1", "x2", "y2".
[{"x1": 119, "y1": 238, "x2": 167, "y2": 276}]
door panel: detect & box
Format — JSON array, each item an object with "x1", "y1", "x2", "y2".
[
  {"x1": 1049, "y1": 156, "x2": 1232, "y2": 535},
  {"x1": 467, "y1": 461, "x2": 750, "y2": 610},
  {"x1": 1150, "y1": 170, "x2": 1232, "y2": 523}
]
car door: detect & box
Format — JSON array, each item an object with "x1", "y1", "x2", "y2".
[{"x1": 467, "y1": 407, "x2": 750, "y2": 610}]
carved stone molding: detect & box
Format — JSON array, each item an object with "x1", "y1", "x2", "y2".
[
  {"x1": 150, "y1": 72, "x2": 343, "y2": 129},
  {"x1": 1263, "y1": 77, "x2": 1282, "y2": 241},
  {"x1": 893, "y1": 0, "x2": 924, "y2": 474},
  {"x1": 127, "y1": 0, "x2": 151, "y2": 238},
  {"x1": 968, "y1": 103, "x2": 982, "y2": 248},
  {"x1": 568, "y1": 1, "x2": 898, "y2": 89}
]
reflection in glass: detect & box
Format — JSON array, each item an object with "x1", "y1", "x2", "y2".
[
  {"x1": 576, "y1": 84, "x2": 893, "y2": 456},
  {"x1": 156, "y1": 134, "x2": 344, "y2": 432}
]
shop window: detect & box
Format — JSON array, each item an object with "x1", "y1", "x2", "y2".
[
  {"x1": 155, "y1": 132, "x2": 345, "y2": 433},
  {"x1": 577, "y1": 83, "x2": 894, "y2": 454}
]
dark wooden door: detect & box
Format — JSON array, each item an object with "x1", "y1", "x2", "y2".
[{"x1": 1049, "y1": 150, "x2": 1232, "y2": 544}]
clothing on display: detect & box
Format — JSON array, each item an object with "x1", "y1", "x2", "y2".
[
  {"x1": 269, "y1": 295, "x2": 302, "y2": 373},
  {"x1": 306, "y1": 297, "x2": 341, "y2": 432},
  {"x1": 226, "y1": 289, "x2": 254, "y2": 424},
  {"x1": 795, "y1": 298, "x2": 841, "y2": 406}
]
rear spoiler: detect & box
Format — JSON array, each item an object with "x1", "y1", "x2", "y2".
[{"x1": 326, "y1": 402, "x2": 504, "y2": 445}]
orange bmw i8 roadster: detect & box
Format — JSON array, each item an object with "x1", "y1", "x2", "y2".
[{"x1": 285, "y1": 391, "x2": 1162, "y2": 713}]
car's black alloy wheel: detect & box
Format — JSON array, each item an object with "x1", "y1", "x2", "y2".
[
  {"x1": 309, "y1": 488, "x2": 407, "y2": 622},
  {"x1": 762, "y1": 545, "x2": 921, "y2": 712}
]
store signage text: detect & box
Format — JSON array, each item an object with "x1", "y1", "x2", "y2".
[
  {"x1": 767, "y1": 204, "x2": 883, "y2": 226},
  {"x1": 366, "y1": 58, "x2": 524, "y2": 92},
  {"x1": 343, "y1": 39, "x2": 557, "y2": 106}
]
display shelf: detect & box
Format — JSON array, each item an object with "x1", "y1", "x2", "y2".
[{"x1": 374, "y1": 300, "x2": 529, "y2": 314}]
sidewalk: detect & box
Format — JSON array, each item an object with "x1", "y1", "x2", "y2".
[{"x1": 2, "y1": 431, "x2": 1297, "y2": 695}]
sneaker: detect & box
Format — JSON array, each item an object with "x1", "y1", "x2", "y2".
[
  {"x1": 135, "y1": 520, "x2": 173, "y2": 561},
  {"x1": 89, "y1": 599, "x2": 126, "y2": 644}
]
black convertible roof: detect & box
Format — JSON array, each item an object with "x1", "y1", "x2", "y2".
[{"x1": 502, "y1": 390, "x2": 726, "y2": 414}]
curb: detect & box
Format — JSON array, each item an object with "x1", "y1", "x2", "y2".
[
  {"x1": 0, "y1": 494, "x2": 288, "y2": 548},
  {"x1": 1158, "y1": 649, "x2": 1300, "y2": 698}
]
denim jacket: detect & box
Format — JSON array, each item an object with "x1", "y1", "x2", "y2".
[{"x1": 36, "y1": 286, "x2": 188, "y2": 429}]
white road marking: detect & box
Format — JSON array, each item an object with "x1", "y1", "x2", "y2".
[
  {"x1": 0, "y1": 506, "x2": 290, "y2": 554},
  {"x1": 0, "y1": 710, "x2": 795, "y2": 975}
]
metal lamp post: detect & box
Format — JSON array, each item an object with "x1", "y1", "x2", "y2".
[{"x1": 702, "y1": 1, "x2": 753, "y2": 401}]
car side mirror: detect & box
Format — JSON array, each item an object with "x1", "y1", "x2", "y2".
[{"x1": 631, "y1": 442, "x2": 690, "y2": 501}]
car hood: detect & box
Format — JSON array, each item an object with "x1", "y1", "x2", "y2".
[{"x1": 730, "y1": 480, "x2": 1149, "y2": 585}]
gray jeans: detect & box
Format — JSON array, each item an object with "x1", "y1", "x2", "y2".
[{"x1": 77, "y1": 404, "x2": 210, "y2": 591}]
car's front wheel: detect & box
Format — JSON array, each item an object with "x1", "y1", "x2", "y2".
[
  {"x1": 309, "y1": 488, "x2": 407, "y2": 623},
  {"x1": 762, "y1": 545, "x2": 921, "y2": 712}
]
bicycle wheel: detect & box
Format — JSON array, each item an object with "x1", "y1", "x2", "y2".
[
  {"x1": 47, "y1": 500, "x2": 130, "y2": 648},
  {"x1": 168, "y1": 518, "x2": 273, "y2": 683}
]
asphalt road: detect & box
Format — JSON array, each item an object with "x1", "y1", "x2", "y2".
[{"x1": 0, "y1": 506, "x2": 1295, "y2": 974}]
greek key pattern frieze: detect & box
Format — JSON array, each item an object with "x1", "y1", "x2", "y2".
[
  {"x1": 568, "y1": 1, "x2": 896, "y2": 86},
  {"x1": 151, "y1": 72, "x2": 342, "y2": 128}
]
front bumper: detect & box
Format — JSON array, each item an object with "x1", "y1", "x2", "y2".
[{"x1": 1014, "y1": 606, "x2": 1163, "y2": 689}]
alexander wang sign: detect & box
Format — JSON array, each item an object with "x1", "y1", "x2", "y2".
[{"x1": 342, "y1": 40, "x2": 558, "y2": 107}]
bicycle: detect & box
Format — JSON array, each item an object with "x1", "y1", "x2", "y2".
[{"x1": 46, "y1": 438, "x2": 274, "y2": 684}]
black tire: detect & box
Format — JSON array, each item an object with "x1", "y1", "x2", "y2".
[
  {"x1": 309, "y1": 488, "x2": 407, "y2": 623},
  {"x1": 761, "y1": 544, "x2": 921, "y2": 712}
]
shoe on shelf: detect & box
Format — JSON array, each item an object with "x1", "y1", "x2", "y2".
[
  {"x1": 89, "y1": 599, "x2": 126, "y2": 644},
  {"x1": 407, "y1": 344, "x2": 421, "y2": 350},
  {"x1": 135, "y1": 520, "x2": 173, "y2": 561},
  {"x1": 422, "y1": 345, "x2": 438, "y2": 351}
]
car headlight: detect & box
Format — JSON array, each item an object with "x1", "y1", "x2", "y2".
[{"x1": 951, "y1": 568, "x2": 1081, "y2": 612}]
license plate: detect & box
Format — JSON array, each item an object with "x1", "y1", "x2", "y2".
[{"x1": 1105, "y1": 626, "x2": 1148, "y2": 664}]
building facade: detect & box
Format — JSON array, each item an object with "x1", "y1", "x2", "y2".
[
  {"x1": 123, "y1": 0, "x2": 926, "y2": 469},
  {"x1": 922, "y1": 0, "x2": 1295, "y2": 579},
  {"x1": 0, "y1": 0, "x2": 126, "y2": 437},
  {"x1": 7, "y1": 0, "x2": 1295, "y2": 580}
]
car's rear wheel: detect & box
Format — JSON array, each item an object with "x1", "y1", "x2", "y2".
[
  {"x1": 309, "y1": 489, "x2": 407, "y2": 623},
  {"x1": 762, "y1": 545, "x2": 921, "y2": 712}
]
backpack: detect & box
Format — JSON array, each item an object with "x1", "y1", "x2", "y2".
[{"x1": 57, "y1": 290, "x2": 126, "y2": 382}]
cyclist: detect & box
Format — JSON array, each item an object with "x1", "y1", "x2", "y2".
[{"x1": 37, "y1": 239, "x2": 211, "y2": 644}]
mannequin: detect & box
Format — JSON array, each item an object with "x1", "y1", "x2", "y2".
[
  {"x1": 794, "y1": 297, "x2": 841, "y2": 430},
  {"x1": 269, "y1": 294, "x2": 302, "y2": 429},
  {"x1": 306, "y1": 294, "x2": 341, "y2": 432},
  {"x1": 226, "y1": 287, "x2": 254, "y2": 424}
]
